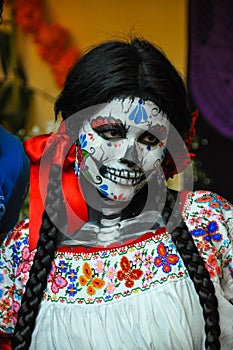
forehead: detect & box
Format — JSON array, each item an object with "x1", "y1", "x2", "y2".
[{"x1": 85, "y1": 98, "x2": 168, "y2": 129}]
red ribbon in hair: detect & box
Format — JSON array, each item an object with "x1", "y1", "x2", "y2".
[{"x1": 24, "y1": 122, "x2": 88, "y2": 251}]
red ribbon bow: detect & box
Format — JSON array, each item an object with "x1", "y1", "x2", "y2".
[{"x1": 24, "y1": 122, "x2": 88, "y2": 251}]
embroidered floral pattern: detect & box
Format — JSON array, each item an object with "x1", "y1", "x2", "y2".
[
  {"x1": 0, "y1": 190, "x2": 232, "y2": 334},
  {"x1": 183, "y1": 191, "x2": 233, "y2": 279},
  {"x1": 195, "y1": 192, "x2": 231, "y2": 211}
]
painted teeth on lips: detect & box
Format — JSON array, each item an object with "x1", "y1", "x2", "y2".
[
  {"x1": 103, "y1": 167, "x2": 144, "y2": 185},
  {"x1": 106, "y1": 167, "x2": 143, "y2": 179}
]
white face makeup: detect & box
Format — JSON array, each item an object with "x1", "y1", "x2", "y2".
[{"x1": 75, "y1": 98, "x2": 169, "y2": 202}]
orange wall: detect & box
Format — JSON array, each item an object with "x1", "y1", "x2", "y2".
[{"x1": 18, "y1": 0, "x2": 188, "y2": 130}]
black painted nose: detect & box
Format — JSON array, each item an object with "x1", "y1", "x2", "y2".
[{"x1": 119, "y1": 144, "x2": 139, "y2": 168}]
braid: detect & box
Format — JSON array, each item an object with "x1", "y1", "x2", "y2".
[
  {"x1": 12, "y1": 164, "x2": 65, "y2": 350},
  {"x1": 162, "y1": 189, "x2": 221, "y2": 350}
]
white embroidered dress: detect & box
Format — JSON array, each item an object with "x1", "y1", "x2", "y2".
[{"x1": 0, "y1": 191, "x2": 233, "y2": 349}]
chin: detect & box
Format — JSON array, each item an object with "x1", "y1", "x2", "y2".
[{"x1": 100, "y1": 178, "x2": 148, "y2": 203}]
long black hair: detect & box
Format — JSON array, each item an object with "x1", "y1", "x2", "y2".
[{"x1": 12, "y1": 38, "x2": 220, "y2": 349}]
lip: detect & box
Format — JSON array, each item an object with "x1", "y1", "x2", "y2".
[{"x1": 100, "y1": 165, "x2": 145, "y2": 186}]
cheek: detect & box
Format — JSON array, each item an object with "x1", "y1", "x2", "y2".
[
  {"x1": 80, "y1": 130, "x2": 126, "y2": 162},
  {"x1": 140, "y1": 145, "x2": 165, "y2": 171}
]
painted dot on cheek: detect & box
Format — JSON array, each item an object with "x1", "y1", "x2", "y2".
[{"x1": 146, "y1": 146, "x2": 151, "y2": 151}]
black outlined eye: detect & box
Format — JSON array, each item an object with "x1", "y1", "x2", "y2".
[
  {"x1": 93, "y1": 125, "x2": 126, "y2": 140},
  {"x1": 100, "y1": 129, "x2": 125, "y2": 139},
  {"x1": 138, "y1": 131, "x2": 160, "y2": 146}
]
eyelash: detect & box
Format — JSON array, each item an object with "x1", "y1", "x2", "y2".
[
  {"x1": 93, "y1": 127, "x2": 160, "y2": 146},
  {"x1": 94, "y1": 128, "x2": 126, "y2": 140}
]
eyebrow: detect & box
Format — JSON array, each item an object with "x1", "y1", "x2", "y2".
[
  {"x1": 148, "y1": 124, "x2": 167, "y2": 140},
  {"x1": 91, "y1": 116, "x2": 123, "y2": 129}
]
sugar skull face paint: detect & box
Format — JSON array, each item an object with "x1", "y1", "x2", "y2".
[{"x1": 75, "y1": 98, "x2": 169, "y2": 201}]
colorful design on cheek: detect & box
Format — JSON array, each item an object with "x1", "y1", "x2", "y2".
[
  {"x1": 74, "y1": 146, "x2": 89, "y2": 178},
  {"x1": 79, "y1": 134, "x2": 87, "y2": 149},
  {"x1": 88, "y1": 133, "x2": 94, "y2": 141},
  {"x1": 195, "y1": 193, "x2": 231, "y2": 211},
  {"x1": 190, "y1": 220, "x2": 223, "y2": 242},
  {"x1": 112, "y1": 193, "x2": 127, "y2": 201},
  {"x1": 98, "y1": 184, "x2": 109, "y2": 197},
  {"x1": 128, "y1": 99, "x2": 148, "y2": 124},
  {"x1": 154, "y1": 242, "x2": 179, "y2": 273}
]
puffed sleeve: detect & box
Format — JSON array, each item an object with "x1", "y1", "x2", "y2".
[
  {"x1": 182, "y1": 190, "x2": 233, "y2": 301},
  {"x1": 182, "y1": 190, "x2": 233, "y2": 348},
  {"x1": 0, "y1": 219, "x2": 33, "y2": 339}
]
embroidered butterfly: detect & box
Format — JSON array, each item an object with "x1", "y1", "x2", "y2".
[
  {"x1": 154, "y1": 242, "x2": 179, "y2": 273},
  {"x1": 128, "y1": 99, "x2": 148, "y2": 124},
  {"x1": 190, "y1": 220, "x2": 222, "y2": 242},
  {"x1": 79, "y1": 262, "x2": 105, "y2": 296},
  {"x1": 117, "y1": 256, "x2": 143, "y2": 288},
  {"x1": 195, "y1": 193, "x2": 231, "y2": 211},
  {"x1": 48, "y1": 261, "x2": 68, "y2": 294}
]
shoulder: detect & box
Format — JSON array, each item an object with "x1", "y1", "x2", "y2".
[
  {"x1": 182, "y1": 190, "x2": 233, "y2": 222},
  {"x1": 182, "y1": 190, "x2": 233, "y2": 253},
  {"x1": 0, "y1": 219, "x2": 31, "y2": 270},
  {"x1": 2, "y1": 218, "x2": 30, "y2": 249},
  {"x1": 0, "y1": 219, "x2": 32, "y2": 336}
]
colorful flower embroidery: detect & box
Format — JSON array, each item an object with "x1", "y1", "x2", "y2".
[
  {"x1": 67, "y1": 284, "x2": 77, "y2": 297},
  {"x1": 106, "y1": 281, "x2": 116, "y2": 295},
  {"x1": 67, "y1": 269, "x2": 78, "y2": 282},
  {"x1": 205, "y1": 254, "x2": 222, "y2": 278},
  {"x1": 106, "y1": 267, "x2": 117, "y2": 280},
  {"x1": 117, "y1": 256, "x2": 143, "y2": 288},
  {"x1": 1, "y1": 189, "x2": 232, "y2": 316},
  {"x1": 58, "y1": 260, "x2": 68, "y2": 273},
  {"x1": 154, "y1": 242, "x2": 179, "y2": 273},
  {"x1": 190, "y1": 221, "x2": 222, "y2": 242},
  {"x1": 195, "y1": 193, "x2": 231, "y2": 211},
  {"x1": 94, "y1": 260, "x2": 105, "y2": 273},
  {"x1": 133, "y1": 251, "x2": 143, "y2": 265}
]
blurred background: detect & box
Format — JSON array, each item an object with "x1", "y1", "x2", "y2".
[{"x1": 0, "y1": 0, "x2": 232, "y2": 202}]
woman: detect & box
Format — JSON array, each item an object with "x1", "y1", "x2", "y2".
[{"x1": 0, "y1": 38, "x2": 232, "y2": 350}]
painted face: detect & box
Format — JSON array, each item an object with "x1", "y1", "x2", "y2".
[{"x1": 75, "y1": 98, "x2": 169, "y2": 201}]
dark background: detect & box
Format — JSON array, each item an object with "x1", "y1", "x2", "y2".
[
  {"x1": 193, "y1": 113, "x2": 233, "y2": 203},
  {"x1": 188, "y1": 0, "x2": 233, "y2": 203}
]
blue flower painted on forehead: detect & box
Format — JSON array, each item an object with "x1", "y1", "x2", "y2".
[{"x1": 128, "y1": 99, "x2": 148, "y2": 124}]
